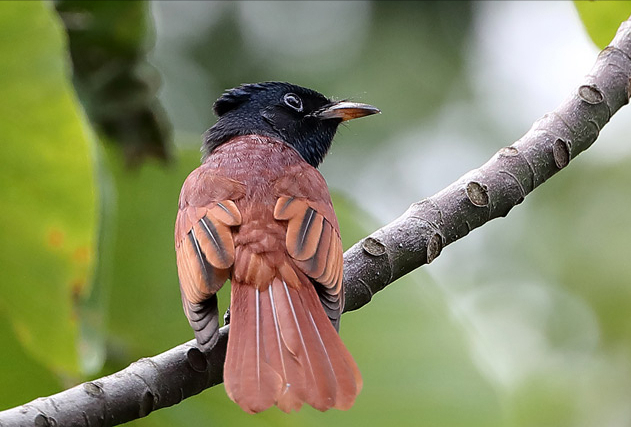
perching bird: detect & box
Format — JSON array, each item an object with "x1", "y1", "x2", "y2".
[{"x1": 174, "y1": 82, "x2": 379, "y2": 413}]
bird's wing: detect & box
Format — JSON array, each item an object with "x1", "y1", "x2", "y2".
[
  {"x1": 273, "y1": 174, "x2": 344, "y2": 329},
  {"x1": 175, "y1": 166, "x2": 245, "y2": 348}
]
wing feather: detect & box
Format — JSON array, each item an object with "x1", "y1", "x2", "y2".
[
  {"x1": 274, "y1": 197, "x2": 344, "y2": 327},
  {"x1": 210, "y1": 201, "x2": 242, "y2": 226},
  {"x1": 175, "y1": 167, "x2": 244, "y2": 349},
  {"x1": 300, "y1": 222, "x2": 331, "y2": 278}
]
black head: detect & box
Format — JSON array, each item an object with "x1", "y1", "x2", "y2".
[{"x1": 203, "y1": 82, "x2": 379, "y2": 167}]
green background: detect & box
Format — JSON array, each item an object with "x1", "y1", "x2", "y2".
[{"x1": 1, "y1": 1, "x2": 631, "y2": 426}]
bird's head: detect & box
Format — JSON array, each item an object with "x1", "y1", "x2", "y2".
[{"x1": 203, "y1": 82, "x2": 380, "y2": 167}]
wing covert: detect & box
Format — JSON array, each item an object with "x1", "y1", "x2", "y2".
[
  {"x1": 176, "y1": 200, "x2": 241, "y2": 303},
  {"x1": 274, "y1": 196, "x2": 344, "y2": 328},
  {"x1": 175, "y1": 167, "x2": 245, "y2": 349}
]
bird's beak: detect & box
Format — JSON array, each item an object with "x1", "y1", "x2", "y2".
[{"x1": 316, "y1": 101, "x2": 381, "y2": 122}]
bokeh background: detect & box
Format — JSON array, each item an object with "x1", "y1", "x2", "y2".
[{"x1": 2, "y1": 1, "x2": 631, "y2": 426}]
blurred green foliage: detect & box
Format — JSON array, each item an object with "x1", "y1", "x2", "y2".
[
  {"x1": 0, "y1": 1, "x2": 97, "y2": 384},
  {"x1": 55, "y1": 0, "x2": 172, "y2": 164},
  {"x1": 574, "y1": 1, "x2": 631, "y2": 48},
  {"x1": 2, "y1": 1, "x2": 631, "y2": 427}
]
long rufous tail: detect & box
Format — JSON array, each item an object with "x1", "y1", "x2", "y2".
[{"x1": 224, "y1": 276, "x2": 362, "y2": 413}]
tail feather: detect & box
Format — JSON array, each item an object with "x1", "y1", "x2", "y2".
[
  {"x1": 261, "y1": 282, "x2": 306, "y2": 412},
  {"x1": 224, "y1": 284, "x2": 282, "y2": 413},
  {"x1": 275, "y1": 279, "x2": 337, "y2": 411},
  {"x1": 302, "y1": 283, "x2": 362, "y2": 409},
  {"x1": 224, "y1": 276, "x2": 361, "y2": 413}
]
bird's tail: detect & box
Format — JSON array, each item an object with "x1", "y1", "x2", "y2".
[{"x1": 224, "y1": 275, "x2": 362, "y2": 413}]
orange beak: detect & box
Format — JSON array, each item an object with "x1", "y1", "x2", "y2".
[{"x1": 317, "y1": 101, "x2": 381, "y2": 122}]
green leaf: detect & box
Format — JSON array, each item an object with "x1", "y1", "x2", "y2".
[
  {"x1": 574, "y1": 1, "x2": 631, "y2": 49},
  {"x1": 0, "y1": 1, "x2": 97, "y2": 376},
  {"x1": 0, "y1": 314, "x2": 60, "y2": 410}
]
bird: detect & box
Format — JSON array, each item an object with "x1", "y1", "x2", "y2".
[{"x1": 174, "y1": 82, "x2": 380, "y2": 413}]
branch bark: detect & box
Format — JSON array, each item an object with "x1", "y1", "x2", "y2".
[{"x1": 2, "y1": 16, "x2": 631, "y2": 427}]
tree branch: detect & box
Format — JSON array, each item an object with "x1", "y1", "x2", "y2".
[{"x1": 2, "y1": 16, "x2": 631, "y2": 427}]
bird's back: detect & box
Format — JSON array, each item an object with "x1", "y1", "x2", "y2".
[{"x1": 176, "y1": 134, "x2": 361, "y2": 413}]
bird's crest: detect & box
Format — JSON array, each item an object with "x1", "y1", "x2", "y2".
[{"x1": 213, "y1": 82, "x2": 324, "y2": 117}]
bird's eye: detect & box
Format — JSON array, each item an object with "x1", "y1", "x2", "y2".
[{"x1": 283, "y1": 93, "x2": 303, "y2": 112}]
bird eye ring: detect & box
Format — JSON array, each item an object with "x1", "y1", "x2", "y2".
[{"x1": 283, "y1": 93, "x2": 303, "y2": 112}]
